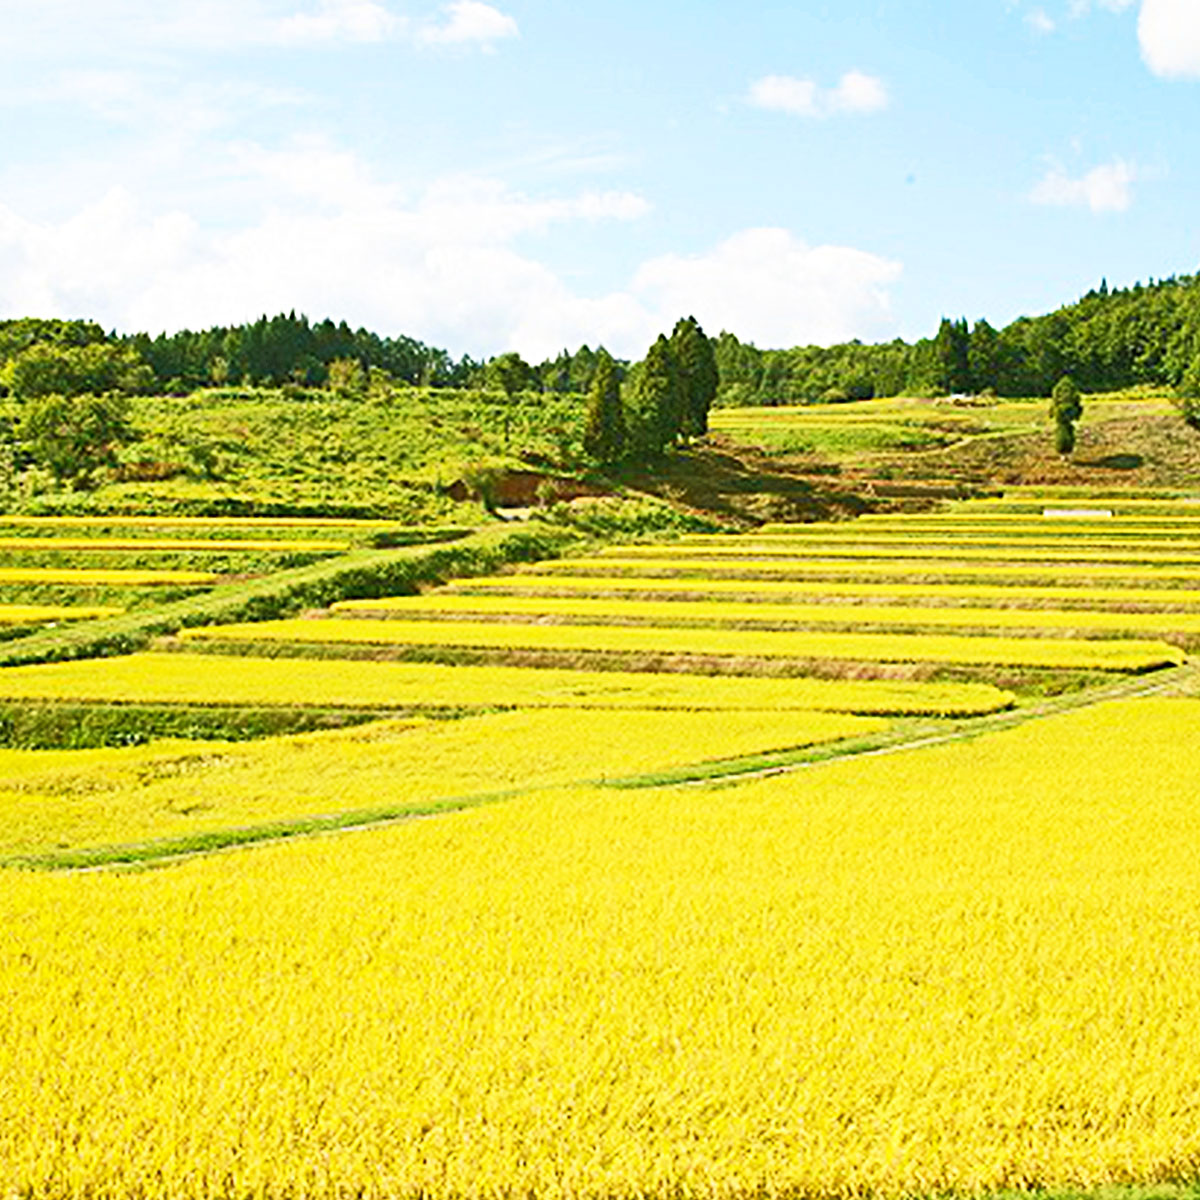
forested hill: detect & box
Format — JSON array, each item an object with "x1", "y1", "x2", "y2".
[
  {"x1": 2, "y1": 270, "x2": 1200, "y2": 403},
  {"x1": 714, "y1": 273, "x2": 1200, "y2": 404}
]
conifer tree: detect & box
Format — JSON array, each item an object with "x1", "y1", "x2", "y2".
[
  {"x1": 625, "y1": 335, "x2": 681, "y2": 460},
  {"x1": 582, "y1": 349, "x2": 625, "y2": 465},
  {"x1": 1050, "y1": 375, "x2": 1083, "y2": 455},
  {"x1": 670, "y1": 316, "x2": 719, "y2": 439}
]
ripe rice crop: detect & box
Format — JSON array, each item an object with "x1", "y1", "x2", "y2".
[
  {"x1": 4, "y1": 699, "x2": 1200, "y2": 1196},
  {"x1": 840, "y1": 511, "x2": 1200, "y2": 527},
  {"x1": 458, "y1": 572, "x2": 1200, "y2": 607},
  {"x1": 180, "y1": 617, "x2": 1187, "y2": 671},
  {"x1": 331, "y1": 592, "x2": 1200, "y2": 636},
  {"x1": 0, "y1": 652, "x2": 1016, "y2": 717},
  {"x1": 533, "y1": 555, "x2": 1200, "y2": 584},
  {"x1": 0, "y1": 604, "x2": 123, "y2": 624},
  {"x1": 0, "y1": 707, "x2": 881, "y2": 857},
  {"x1": 0, "y1": 568, "x2": 221, "y2": 585},
  {"x1": 0, "y1": 515, "x2": 402, "y2": 530},
  {"x1": 702, "y1": 531, "x2": 1200, "y2": 550},
  {"x1": 0, "y1": 535, "x2": 347, "y2": 553},
  {"x1": 611, "y1": 543, "x2": 1200, "y2": 566}
]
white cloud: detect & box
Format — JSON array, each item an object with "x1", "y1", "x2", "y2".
[
  {"x1": 0, "y1": 1, "x2": 520, "y2": 53},
  {"x1": 272, "y1": 0, "x2": 402, "y2": 44},
  {"x1": 1026, "y1": 9, "x2": 1057, "y2": 34},
  {"x1": 0, "y1": 141, "x2": 651, "y2": 358},
  {"x1": 416, "y1": 1, "x2": 518, "y2": 47},
  {"x1": 827, "y1": 71, "x2": 890, "y2": 114},
  {"x1": 1138, "y1": 0, "x2": 1200, "y2": 78},
  {"x1": 1068, "y1": 0, "x2": 1135, "y2": 14},
  {"x1": 630, "y1": 229, "x2": 903, "y2": 350},
  {"x1": 1029, "y1": 158, "x2": 1138, "y2": 212},
  {"x1": 748, "y1": 71, "x2": 889, "y2": 118},
  {"x1": 0, "y1": 139, "x2": 903, "y2": 360}
]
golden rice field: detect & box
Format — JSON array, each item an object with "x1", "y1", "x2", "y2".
[
  {"x1": 0, "y1": 535, "x2": 348, "y2": 553},
  {"x1": 4, "y1": 698, "x2": 1200, "y2": 1197},
  {"x1": 0, "y1": 567, "x2": 221, "y2": 585},
  {"x1": 614, "y1": 542, "x2": 1200, "y2": 566},
  {"x1": 0, "y1": 514, "x2": 403, "y2": 530},
  {"x1": 0, "y1": 652, "x2": 1016, "y2": 716},
  {"x1": 0, "y1": 603, "x2": 124, "y2": 624},
  {"x1": 332, "y1": 591, "x2": 1200, "y2": 637},
  {"x1": 699, "y1": 530, "x2": 1200, "y2": 550},
  {"x1": 533, "y1": 554, "x2": 1200, "y2": 584},
  {"x1": 0, "y1": 707, "x2": 882, "y2": 858},
  {"x1": 455, "y1": 571, "x2": 1200, "y2": 608},
  {"x1": 181, "y1": 615, "x2": 1186, "y2": 671}
]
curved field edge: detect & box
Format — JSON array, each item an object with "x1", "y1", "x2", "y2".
[
  {"x1": 0, "y1": 524, "x2": 580, "y2": 668},
  {"x1": 0, "y1": 653, "x2": 1018, "y2": 718},
  {"x1": 4, "y1": 663, "x2": 1188, "y2": 872}
]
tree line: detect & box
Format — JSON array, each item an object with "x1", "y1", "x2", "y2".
[
  {"x1": 714, "y1": 274, "x2": 1200, "y2": 405},
  {"x1": 3, "y1": 270, "x2": 1200, "y2": 487}
]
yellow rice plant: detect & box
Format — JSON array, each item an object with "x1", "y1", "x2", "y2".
[
  {"x1": 0, "y1": 652, "x2": 1016, "y2": 717},
  {"x1": 179, "y1": 617, "x2": 1187, "y2": 670},
  {"x1": 0, "y1": 514, "x2": 401, "y2": 529},
  {"x1": 0, "y1": 567, "x2": 221, "y2": 585},
  {"x1": 332, "y1": 591, "x2": 1200, "y2": 636},
  {"x1": 699, "y1": 531, "x2": 1200, "y2": 550},
  {"x1": 533, "y1": 555, "x2": 1200, "y2": 583},
  {"x1": 0, "y1": 707, "x2": 881, "y2": 857},
  {"x1": 3, "y1": 699, "x2": 1200, "y2": 1196},
  {"x1": 457, "y1": 572, "x2": 1200, "y2": 607},
  {"x1": 0, "y1": 604, "x2": 124, "y2": 624},
  {"x1": 0, "y1": 535, "x2": 347, "y2": 552},
  {"x1": 610, "y1": 542, "x2": 1200, "y2": 566}
]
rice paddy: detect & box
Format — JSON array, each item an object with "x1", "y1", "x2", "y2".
[{"x1": 1, "y1": 490, "x2": 1198, "y2": 1199}]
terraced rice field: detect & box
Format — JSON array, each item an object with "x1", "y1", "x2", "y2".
[
  {"x1": 0, "y1": 652, "x2": 1015, "y2": 717},
  {"x1": 332, "y1": 591, "x2": 1200, "y2": 639},
  {"x1": 0, "y1": 515, "x2": 441, "y2": 633},
  {"x1": 181, "y1": 616, "x2": 1184, "y2": 671},
  {"x1": 2, "y1": 492, "x2": 1199, "y2": 1198},
  {"x1": 0, "y1": 707, "x2": 885, "y2": 861}
]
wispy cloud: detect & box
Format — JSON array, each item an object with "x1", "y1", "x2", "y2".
[
  {"x1": 1068, "y1": 0, "x2": 1135, "y2": 16},
  {"x1": 416, "y1": 1, "x2": 518, "y2": 48},
  {"x1": 1026, "y1": 8, "x2": 1057, "y2": 34},
  {"x1": 0, "y1": 1, "x2": 518, "y2": 54},
  {"x1": 748, "y1": 71, "x2": 889, "y2": 118},
  {"x1": 1029, "y1": 158, "x2": 1138, "y2": 212}
]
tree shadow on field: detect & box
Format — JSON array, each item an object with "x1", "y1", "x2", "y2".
[{"x1": 1077, "y1": 452, "x2": 1144, "y2": 470}]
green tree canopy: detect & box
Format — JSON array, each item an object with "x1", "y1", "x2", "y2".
[
  {"x1": 3, "y1": 343, "x2": 153, "y2": 401},
  {"x1": 1050, "y1": 375, "x2": 1083, "y2": 456},
  {"x1": 582, "y1": 349, "x2": 625, "y2": 466},
  {"x1": 670, "y1": 316, "x2": 719, "y2": 438},
  {"x1": 625, "y1": 335, "x2": 682, "y2": 460},
  {"x1": 19, "y1": 392, "x2": 133, "y2": 487},
  {"x1": 486, "y1": 352, "x2": 532, "y2": 400}
]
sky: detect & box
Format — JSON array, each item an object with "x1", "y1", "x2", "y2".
[{"x1": 0, "y1": 0, "x2": 1198, "y2": 361}]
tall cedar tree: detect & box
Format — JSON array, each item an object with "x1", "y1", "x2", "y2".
[
  {"x1": 933, "y1": 317, "x2": 971, "y2": 394},
  {"x1": 582, "y1": 349, "x2": 625, "y2": 465},
  {"x1": 625, "y1": 335, "x2": 682, "y2": 460},
  {"x1": 670, "y1": 316, "x2": 719, "y2": 439},
  {"x1": 1050, "y1": 375, "x2": 1083, "y2": 456}
]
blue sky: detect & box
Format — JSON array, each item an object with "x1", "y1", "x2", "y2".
[{"x1": 0, "y1": 0, "x2": 1198, "y2": 360}]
